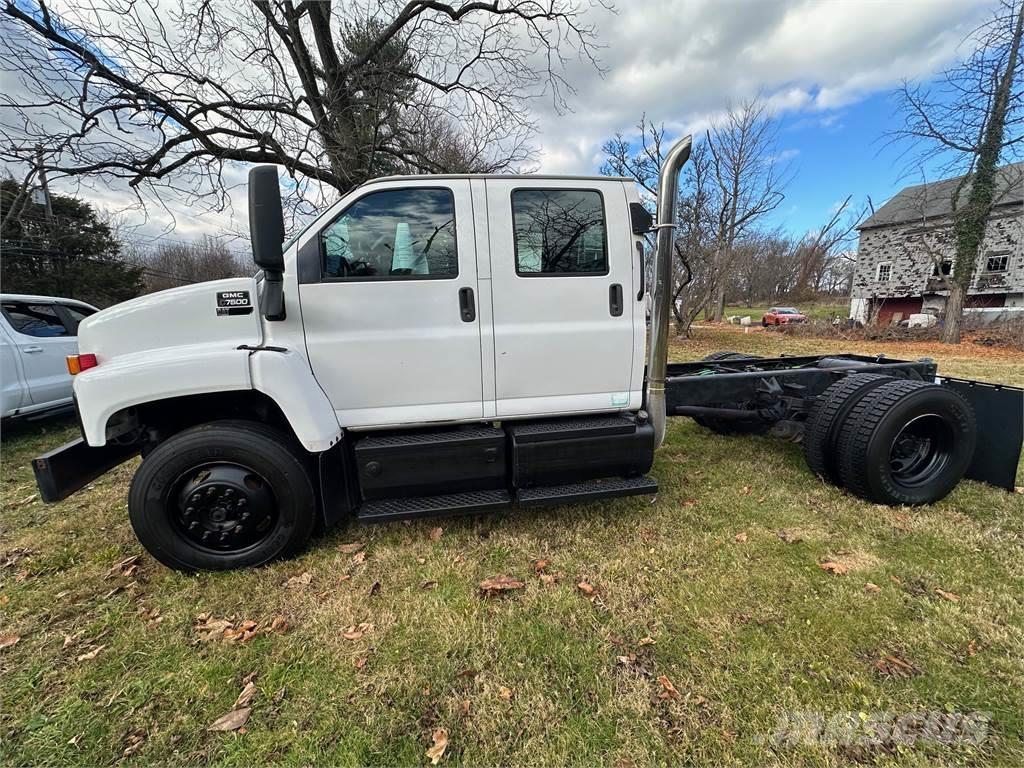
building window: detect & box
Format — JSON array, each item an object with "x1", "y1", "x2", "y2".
[
  {"x1": 511, "y1": 189, "x2": 608, "y2": 275},
  {"x1": 876, "y1": 262, "x2": 892, "y2": 282},
  {"x1": 985, "y1": 252, "x2": 1009, "y2": 273},
  {"x1": 932, "y1": 259, "x2": 953, "y2": 277},
  {"x1": 320, "y1": 188, "x2": 457, "y2": 280}
]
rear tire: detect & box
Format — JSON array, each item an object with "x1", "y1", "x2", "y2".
[
  {"x1": 835, "y1": 380, "x2": 976, "y2": 505},
  {"x1": 694, "y1": 352, "x2": 769, "y2": 435},
  {"x1": 128, "y1": 420, "x2": 317, "y2": 571},
  {"x1": 803, "y1": 373, "x2": 895, "y2": 485}
]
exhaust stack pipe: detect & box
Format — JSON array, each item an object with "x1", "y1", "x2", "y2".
[{"x1": 645, "y1": 134, "x2": 692, "y2": 449}]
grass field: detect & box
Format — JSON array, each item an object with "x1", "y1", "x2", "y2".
[{"x1": 2, "y1": 328, "x2": 1022, "y2": 766}]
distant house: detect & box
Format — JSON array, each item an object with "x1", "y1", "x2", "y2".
[{"x1": 849, "y1": 162, "x2": 1023, "y2": 325}]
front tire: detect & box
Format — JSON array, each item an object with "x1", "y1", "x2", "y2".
[
  {"x1": 835, "y1": 380, "x2": 976, "y2": 505},
  {"x1": 128, "y1": 420, "x2": 317, "y2": 571}
]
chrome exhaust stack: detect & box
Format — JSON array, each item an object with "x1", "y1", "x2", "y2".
[{"x1": 645, "y1": 134, "x2": 692, "y2": 449}]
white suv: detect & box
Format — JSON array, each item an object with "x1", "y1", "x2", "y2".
[{"x1": 1, "y1": 293, "x2": 98, "y2": 418}]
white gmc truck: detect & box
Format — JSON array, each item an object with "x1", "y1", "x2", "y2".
[{"x1": 32, "y1": 137, "x2": 1023, "y2": 571}]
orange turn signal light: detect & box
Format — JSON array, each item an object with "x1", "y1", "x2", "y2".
[{"x1": 66, "y1": 353, "x2": 98, "y2": 375}]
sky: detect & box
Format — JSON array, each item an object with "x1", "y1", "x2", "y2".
[{"x1": 0, "y1": 0, "x2": 1000, "y2": 250}]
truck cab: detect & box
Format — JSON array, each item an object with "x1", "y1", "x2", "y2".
[{"x1": 37, "y1": 170, "x2": 663, "y2": 571}]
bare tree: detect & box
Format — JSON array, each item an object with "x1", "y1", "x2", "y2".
[
  {"x1": 892, "y1": 0, "x2": 1024, "y2": 343},
  {"x1": 705, "y1": 99, "x2": 790, "y2": 321},
  {"x1": 790, "y1": 195, "x2": 866, "y2": 299},
  {"x1": 142, "y1": 235, "x2": 247, "y2": 293},
  {"x1": 0, "y1": 0, "x2": 605, "y2": 221}
]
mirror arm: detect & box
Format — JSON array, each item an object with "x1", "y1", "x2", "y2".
[{"x1": 261, "y1": 269, "x2": 286, "y2": 321}]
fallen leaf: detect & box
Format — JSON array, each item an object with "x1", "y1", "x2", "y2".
[
  {"x1": 234, "y1": 681, "x2": 258, "y2": 709},
  {"x1": 285, "y1": 571, "x2": 313, "y2": 589},
  {"x1": 889, "y1": 574, "x2": 903, "y2": 585},
  {"x1": 194, "y1": 616, "x2": 233, "y2": 642},
  {"x1": 426, "y1": 728, "x2": 448, "y2": 765},
  {"x1": 967, "y1": 639, "x2": 978, "y2": 657},
  {"x1": 223, "y1": 620, "x2": 259, "y2": 643},
  {"x1": 864, "y1": 582, "x2": 881, "y2": 593},
  {"x1": 777, "y1": 529, "x2": 802, "y2": 544},
  {"x1": 533, "y1": 559, "x2": 550, "y2": 573},
  {"x1": 539, "y1": 574, "x2": 556, "y2": 586},
  {"x1": 478, "y1": 576, "x2": 525, "y2": 598},
  {"x1": 683, "y1": 498, "x2": 699, "y2": 506},
  {"x1": 734, "y1": 531, "x2": 748, "y2": 543},
  {"x1": 242, "y1": 671, "x2": 258, "y2": 685},
  {"x1": 207, "y1": 707, "x2": 250, "y2": 732},
  {"x1": 936, "y1": 588, "x2": 960, "y2": 603},
  {"x1": 429, "y1": 527, "x2": 444, "y2": 541},
  {"x1": 105, "y1": 555, "x2": 141, "y2": 579},
  {"x1": 62, "y1": 635, "x2": 76, "y2": 649},
  {"x1": 336, "y1": 542, "x2": 364, "y2": 554},
  {"x1": 818, "y1": 560, "x2": 848, "y2": 576},
  {"x1": 268, "y1": 615, "x2": 289, "y2": 634},
  {"x1": 342, "y1": 622, "x2": 373, "y2": 641},
  {"x1": 656, "y1": 675, "x2": 681, "y2": 701},
  {"x1": 272, "y1": 687, "x2": 286, "y2": 703},
  {"x1": 576, "y1": 581, "x2": 595, "y2": 596},
  {"x1": 122, "y1": 730, "x2": 145, "y2": 757},
  {"x1": 351, "y1": 551, "x2": 367, "y2": 565},
  {"x1": 741, "y1": 485, "x2": 752, "y2": 495},
  {"x1": 616, "y1": 654, "x2": 636, "y2": 666},
  {"x1": 421, "y1": 580, "x2": 438, "y2": 590},
  {"x1": 460, "y1": 699, "x2": 471, "y2": 717},
  {"x1": 76, "y1": 644, "x2": 106, "y2": 662},
  {"x1": 874, "y1": 653, "x2": 921, "y2": 679},
  {"x1": 0, "y1": 634, "x2": 21, "y2": 650},
  {"x1": 354, "y1": 656, "x2": 368, "y2": 670},
  {"x1": 499, "y1": 686, "x2": 513, "y2": 700},
  {"x1": 638, "y1": 636, "x2": 656, "y2": 646}
]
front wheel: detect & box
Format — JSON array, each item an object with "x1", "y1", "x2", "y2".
[{"x1": 128, "y1": 420, "x2": 317, "y2": 571}]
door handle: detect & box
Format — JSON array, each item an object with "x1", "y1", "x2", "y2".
[
  {"x1": 636, "y1": 241, "x2": 646, "y2": 300},
  {"x1": 609, "y1": 283, "x2": 623, "y2": 317},
  {"x1": 458, "y1": 287, "x2": 476, "y2": 322},
  {"x1": 22, "y1": 345, "x2": 43, "y2": 353}
]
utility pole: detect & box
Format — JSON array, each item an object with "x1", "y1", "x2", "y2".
[{"x1": 34, "y1": 144, "x2": 54, "y2": 224}]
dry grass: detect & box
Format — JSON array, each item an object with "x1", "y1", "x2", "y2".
[{"x1": 1, "y1": 328, "x2": 1022, "y2": 766}]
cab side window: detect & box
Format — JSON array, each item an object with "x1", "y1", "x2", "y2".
[
  {"x1": 320, "y1": 188, "x2": 458, "y2": 280},
  {"x1": 2, "y1": 302, "x2": 70, "y2": 337},
  {"x1": 511, "y1": 189, "x2": 608, "y2": 276},
  {"x1": 61, "y1": 304, "x2": 96, "y2": 334}
]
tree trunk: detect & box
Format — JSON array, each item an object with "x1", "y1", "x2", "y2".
[{"x1": 941, "y1": 284, "x2": 965, "y2": 344}]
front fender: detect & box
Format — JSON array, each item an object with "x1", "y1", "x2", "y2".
[
  {"x1": 76, "y1": 343, "x2": 252, "y2": 446},
  {"x1": 249, "y1": 349, "x2": 342, "y2": 452}
]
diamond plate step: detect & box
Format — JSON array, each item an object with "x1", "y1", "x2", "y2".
[
  {"x1": 517, "y1": 475, "x2": 658, "y2": 508},
  {"x1": 507, "y1": 415, "x2": 637, "y2": 443},
  {"x1": 356, "y1": 489, "x2": 512, "y2": 523}
]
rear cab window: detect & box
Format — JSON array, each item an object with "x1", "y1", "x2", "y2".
[{"x1": 511, "y1": 189, "x2": 608, "y2": 276}]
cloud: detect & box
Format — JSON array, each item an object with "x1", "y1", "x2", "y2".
[{"x1": 1, "y1": 0, "x2": 993, "y2": 244}]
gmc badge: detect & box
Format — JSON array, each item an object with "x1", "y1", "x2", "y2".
[{"x1": 216, "y1": 290, "x2": 254, "y2": 316}]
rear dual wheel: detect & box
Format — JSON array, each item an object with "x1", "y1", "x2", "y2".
[
  {"x1": 128, "y1": 420, "x2": 317, "y2": 571},
  {"x1": 805, "y1": 377, "x2": 975, "y2": 506}
]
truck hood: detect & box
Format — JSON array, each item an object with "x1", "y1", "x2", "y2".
[{"x1": 77, "y1": 277, "x2": 263, "y2": 362}]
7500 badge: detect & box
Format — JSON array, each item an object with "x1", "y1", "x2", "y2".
[{"x1": 216, "y1": 290, "x2": 253, "y2": 316}]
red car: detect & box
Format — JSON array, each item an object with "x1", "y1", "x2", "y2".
[{"x1": 761, "y1": 307, "x2": 807, "y2": 326}]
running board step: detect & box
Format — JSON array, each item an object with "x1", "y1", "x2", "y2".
[
  {"x1": 517, "y1": 475, "x2": 658, "y2": 508},
  {"x1": 356, "y1": 489, "x2": 512, "y2": 523}
]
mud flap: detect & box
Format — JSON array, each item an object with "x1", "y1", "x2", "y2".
[
  {"x1": 33, "y1": 438, "x2": 139, "y2": 503},
  {"x1": 939, "y1": 377, "x2": 1023, "y2": 492}
]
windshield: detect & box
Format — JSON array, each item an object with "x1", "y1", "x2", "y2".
[{"x1": 776, "y1": 308, "x2": 800, "y2": 315}]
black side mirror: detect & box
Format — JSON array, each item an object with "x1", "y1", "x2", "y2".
[
  {"x1": 248, "y1": 166, "x2": 286, "y2": 321},
  {"x1": 629, "y1": 202, "x2": 653, "y2": 235},
  {"x1": 249, "y1": 166, "x2": 285, "y2": 273}
]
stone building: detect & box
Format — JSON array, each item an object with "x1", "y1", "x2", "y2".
[{"x1": 849, "y1": 162, "x2": 1023, "y2": 325}]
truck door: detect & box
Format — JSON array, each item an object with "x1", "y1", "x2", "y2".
[
  {"x1": 298, "y1": 180, "x2": 484, "y2": 428},
  {"x1": 0, "y1": 300, "x2": 78, "y2": 406},
  {"x1": 484, "y1": 180, "x2": 640, "y2": 417}
]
